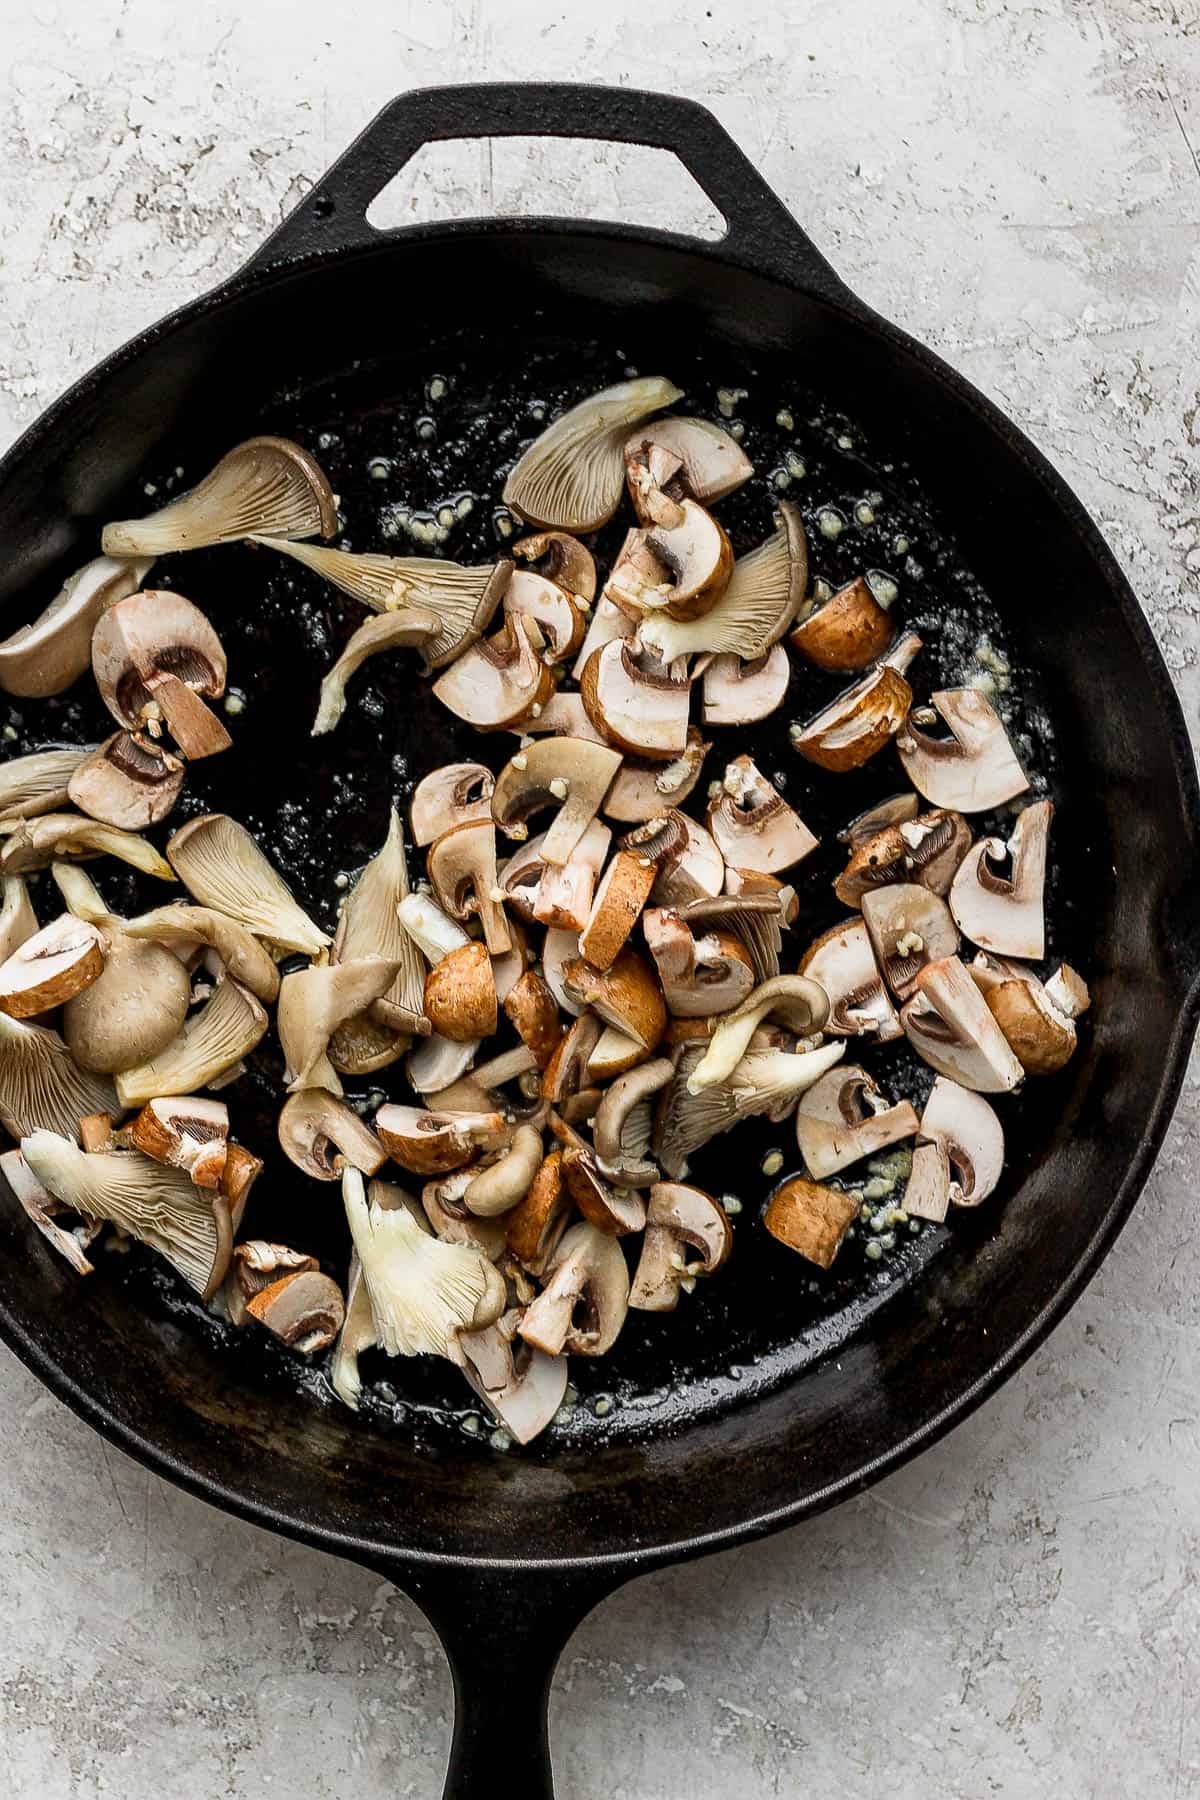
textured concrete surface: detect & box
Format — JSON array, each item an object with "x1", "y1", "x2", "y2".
[{"x1": 1, "y1": 2, "x2": 1199, "y2": 1795}]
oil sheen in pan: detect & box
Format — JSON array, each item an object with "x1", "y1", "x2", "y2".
[{"x1": 1, "y1": 327, "x2": 1072, "y2": 1455}]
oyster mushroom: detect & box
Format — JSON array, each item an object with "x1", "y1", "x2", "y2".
[
  {"x1": 918, "y1": 1076, "x2": 1005, "y2": 1208},
  {"x1": 790, "y1": 573, "x2": 896, "y2": 671},
  {"x1": 622, "y1": 811, "x2": 725, "y2": 906},
  {"x1": 513, "y1": 529, "x2": 597, "y2": 602},
  {"x1": 900, "y1": 956, "x2": 1024, "y2": 1092},
  {"x1": 502, "y1": 569, "x2": 587, "y2": 663},
  {"x1": 277, "y1": 958, "x2": 399, "y2": 1094},
  {"x1": 464, "y1": 1123, "x2": 543, "y2": 1218},
  {"x1": 122, "y1": 904, "x2": 280, "y2": 1004},
  {"x1": 624, "y1": 416, "x2": 752, "y2": 524},
  {"x1": 0, "y1": 914, "x2": 104, "y2": 1018},
  {"x1": 432, "y1": 613, "x2": 555, "y2": 730},
  {"x1": 562, "y1": 946, "x2": 666, "y2": 1052},
  {"x1": 532, "y1": 818, "x2": 612, "y2": 931},
  {"x1": 103, "y1": 436, "x2": 336, "y2": 556},
  {"x1": 791, "y1": 635, "x2": 921, "y2": 773},
  {"x1": 374, "y1": 1104, "x2": 505, "y2": 1176},
  {"x1": 457, "y1": 1310, "x2": 568, "y2": 1445},
  {"x1": 652, "y1": 1039, "x2": 845, "y2": 1179},
  {"x1": 423, "y1": 942, "x2": 497, "y2": 1041},
  {"x1": 91, "y1": 590, "x2": 231, "y2": 759},
  {"x1": 0, "y1": 1147, "x2": 100, "y2": 1275},
  {"x1": 602, "y1": 728, "x2": 709, "y2": 824},
  {"x1": 0, "y1": 877, "x2": 37, "y2": 963},
  {"x1": 834, "y1": 808, "x2": 972, "y2": 907},
  {"x1": 127, "y1": 1095, "x2": 229, "y2": 1189},
  {"x1": 677, "y1": 889, "x2": 788, "y2": 985},
  {"x1": 642, "y1": 908, "x2": 756, "y2": 1018},
  {"x1": 503, "y1": 375, "x2": 683, "y2": 531},
  {"x1": 343, "y1": 1166, "x2": 499, "y2": 1357},
  {"x1": 799, "y1": 917, "x2": 901, "y2": 1041},
  {"x1": 578, "y1": 849, "x2": 658, "y2": 971},
  {"x1": 701, "y1": 645, "x2": 791, "y2": 727},
  {"x1": 708, "y1": 756, "x2": 817, "y2": 876},
  {"x1": 519, "y1": 1220, "x2": 630, "y2": 1356},
  {"x1": 639, "y1": 504, "x2": 808, "y2": 662},
  {"x1": 580, "y1": 640, "x2": 690, "y2": 761},
  {"x1": 167, "y1": 814, "x2": 330, "y2": 957},
  {"x1": 22, "y1": 1130, "x2": 232, "y2": 1297},
  {"x1": 949, "y1": 799, "x2": 1052, "y2": 958},
  {"x1": 63, "y1": 925, "x2": 192, "y2": 1074},
  {"x1": 687, "y1": 974, "x2": 830, "y2": 1092},
  {"x1": 561, "y1": 1143, "x2": 647, "y2": 1235},
  {"x1": 794, "y1": 1065, "x2": 920, "y2": 1179},
  {"x1": 427, "y1": 818, "x2": 511, "y2": 955},
  {"x1": 277, "y1": 1088, "x2": 386, "y2": 1181},
  {"x1": 629, "y1": 1182, "x2": 731, "y2": 1310},
  {"x1": 67, "y1": 732, "x2": 185, "y2": 830},
  {"x1": 0, "y1": 748, "x2": 97, "y2": 822},
  {"x1": 897, "y1": 688, "x2": 1029, "y2": 812},
  {"x1": 608, "y1": 500, "x2": 733, "y2": 622},
  {"x1": 984, "y1": 963, "x2": 1088, "y2": 1075},
  {"x1": 505, "y1": 1147, "x2": 571, "y2": 1274},
  {"x1": 763, "y1": 1177, "x2": 859, "y2": 1270},
  {"x1": 0, "y1": 1013, "x2": 116, "y2": 1140},
  {"x1": 593, "y1": 1056, "x2": 673, "y2": 1187},
  {"x1": 861, "y1": 883, "x2": 960, "y2": 1000},
  {"x1": 491, "y1": 736, "x2": 623, "y2": 866},
  {"x1": 503, "y1": 970, "x2": 565, "y2": 1069},
  {"x1": 312, "y1": 605, "x2": 438, "y2": 735},
  {"x1": 0, "y1": 814, "x2": 174, "y2": 880},
  {"x1": 115, "y1": 975, "x2": 269, "y2": 1107},
  {"x1": 411, "y1": 763, "x2": 495, "y2": 847},
  {"x1": 329, "y1": 1181, "x2": 406, "y2": 1406},
  {"x1": 0, "y1": 555, "x2": 154, "y2": 699}
]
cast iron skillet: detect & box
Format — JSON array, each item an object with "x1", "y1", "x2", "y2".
[{"x1": 0, "y1": 84, "x2": 1198, "y2": 1798}]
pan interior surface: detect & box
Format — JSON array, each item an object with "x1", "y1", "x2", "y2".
[{"x1": 0, "y1": 233, "x2": 1190, "y2": 1564}]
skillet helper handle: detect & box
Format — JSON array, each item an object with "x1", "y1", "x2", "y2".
[
  {"x1": 248, "y1": 82, "x2": 854, "y2": 303},
  {"x1": 373, "y1": 1558, "x2": 620, "y2": 1799}
]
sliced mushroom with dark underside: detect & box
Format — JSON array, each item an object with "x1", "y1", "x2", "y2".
[
  {"x1": 278, "y1": 1088, "x2": 387, "y2": 1181},
  {"x1": 502, "y1": 569, "x2": 587, "y2": 664},
  {"x1": 900, "y1": 957, "x2": 1024, "y2": 1092},
  {"x1": 897, "y1": 688, "x2": 1029, "y2": 812},
  {"x1": 128, "y1": 1095, "x2": 230, "y2": 1189},
  {"x1": 707, "y1": 756, "x2": 818, "y2": 876},
  {"x1": 624, "y1": 416, "x2": 752, "y2": 526},
  {"x1": 103, "y1": 436, "x2": 336, "y2": 556},
  {"x1": 410, "y1": 763, "x2": 496, "y2": 847},
  {"x1": 794, "y1": 1065, "x2": 919, "y2": 1179},
  {"x1": 798, "y1": 918, "x2": 901, "y2": 1041},
  {"x1": 457, "y1": 1311, "x2": 568, "y2": 1446},
  {"x1": 512, "y1": 529, "x2": 597, "y2": 603},
  {"x1": 861, "y1": 883, "x2": 960, "y2": 1001},
  {"x1": 701, "y1": 645, "x2": 791, "y2": 727},
  {"x1": 838, "y1": 792, "x2": 920, "y2": 850},
  {"x1": 68, "y1": 732, "x2": 185, "y2": 830},
  {"x1": 541, "y1": 1013, "x2": 601, "y2": 1107},
  {"x1": 422, "y1": 1169, "x2": 508, "y2": 1259},
  {"x1": 790, "y1": 573, "x2": 896, "y2": 672},
  {"x1": 491, "y1": 736, "x2": 623, "y2": 867},
  {"x1": 374, "y1": 1104, "x2": 506, "y2": 1176},
  {"x1": 639, "y1": 504, "x2": 808, "y2": 664},
  {"x1": 581, "y1": 640, "x2": 691, "y2": 762},
  {"x1": 629, "y1": 1181, "x2": 732, "y2": 1310},
  {"x1": 678, "y1": 889, "x2": 788, "y2": 985},
  {"x1": 432, "y1": 614, "x2": 555, "y2": 730},
  {"x1": 917, "y1": 1076, "x2": 1005, "y2": 1213},
  {"x1": 642, "y1": 908, "x2": 756, "y2": 1018},
  {"x1": 503, "y1": 376, "x2": 682, "y2": 532},
  {"x1": 834, "y1": 808, "x2": 972, "y2": 907},
  {"x1": 561, "y1": 1142, "x2": 647, "y2": 1236},
  {"x1": 791, "y1": 634, "x2": 921, "y2": 772},
  {"x1": 0, "y1": 556, "x2": 153, "y2": 699},
  {"x1": 518, "y1": 1221, "x2": 630, "y2": 1357},
  {"x1": 593, "y1": 1057, "x2": 674, "y2": 1187},
  {"x1": 623, "y1": 810, "x2": 726, "y2": 907},
  {"x1": 763, "y1": 1177, "x2": 859, "y2": 1270},
  {"x1": 92, "y1": 590, "x2": 231, "y2": 759},
  {"x1": 0, "y1": 914, "x2": 104, "y2": 1018},
  {"x1": 949, "y1": 799, "x2": 1052, "y2": 958}
]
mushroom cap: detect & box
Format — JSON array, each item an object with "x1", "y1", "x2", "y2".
[
  {"x1": 834, "y1": 808, "x2": 972, "y2": 908},
  {"x1": 410, "y1": 763, "x2": 495, "y2": 847},
  {"x1": 601, "y1": 728, "x2": 709, "y2": 825},
  {"x1": 593, "y1": 1056, "x2": 674, "y2": 1187},
  {"x1": 277, "y1": 1088, "x2": 387, "y2": 1181},
  {"x1": 68, "y1": 732, "x2": 185, "y2": 831},
  {"x1": 64, "y1": 932, "x2": 192, "y2": 1074},
  {"x1": 708, "y1": 756, "x2": 818, "y2": 876},
  {"x1": 505, "y1": 1147, "x2": 571, "y2": 1275},
  {"x1": 897, "y1": 688, "x2": 1029, "y2": 812},
  {"x1": 374, "y1": 1104, "x2": 506, "y2": 1175},
  {"x1": 794, "y1": 1065, "x2": 919, "y2": 1179},
  {"x1": 518, "y1": 1220, "x2": 631, "y2": 1357},
  {"x1": 642, "y1": 909, "x2": 756, "y2": 1019},
  {"x1": 503, "y1": 375, "x2": 683, "y2": 532},
  {"x1": 562, "y1": 946, "x2": 667, "y2": 1052},
  {"x1": 919, "y1": 1076, "x2": 1004, "y2": 1204},
  {"x1": 625, "y1": 416, "x2": 753, "y2": 518},
  {"x1": 561, "y1": 1143, "x2": 647, "y2": 1235},
  {"x1": 948, "y1": 799, "x2": 1051, "y2": 959},
  {"x1": 431, "y1": 613, "x2": 555, "y2": 730},
  {"x1": 861, "y1": 883, "x2": 960, "y2": 1000},
  {"x1": 638, "y1": 503, "x2": 808, "y2": 663},
  {"x1": 985, "y1": 977, "x2": 1077, "y2": 1075},
  {"x1": 492, "y1": 736, "x2": 623, "y2": 868},
  {"x1": 423, "y1": 942, "x2": 498, "y2": 1042},
  {"x1": 578, "y1": 849, "x2": 658, "y2": 972},
  {"x1": 0, "y1": 556, "x2": 154, "y2": 700},
  {"x1": 791, "y1": 664, "x2": 914, "y2": 773},
  {"x1": 586, "y1": 1024, "x2": 652, "y2": 1082},
  {"x1": 463, "y1": 1123, "x2": 544, "y2": 1218},
  {"x1": 790, "y1": 574, "x2": 895, "y2": 672},
  {"x1": 0, "y1": 914, "x2": 104, "y2": 1018},
  {"x1": 798, "y1": 917, "x2": 900, "y2": 1040},
  {"x1": 763, "y1": 1177, "x2": 859, "y2": 1269},
  {"x1": 503, "y1": 970, "x2": 565, "y2": 1069},
  {"x1": 701, "y1": 644, "x2": 791, "y2": 728},
  {"x1": 102, "y1": 435, "x2": 336, "y2": 556},
  {"x1": 900, "y1": 956, "x2": 1025, "y2": 1092},
  {"x1": 91, "y1": 589, "x2": 228, "y2": 751},
  {"x1": 580, "y1": 639, "x2": 691, "y2": 763}
]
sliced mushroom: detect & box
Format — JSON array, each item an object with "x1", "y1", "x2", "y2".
[
  {"x1": 639, "y1": 504, "x2": 808, "y2": 662},
  {"x1": 432, "y1": 614, "x2": 555, "y2": 730},
  {"x1": 0, "y1": 1012, "x2": 116, "y2": 1141},
  {"x1": 624, "y1": 416, "x2": 752, "y2": 523},
  {"x1": 504, "y1": 1148, "x2": 570, "y2": 1275},
  {"x1": 423, "y1": 1169, "x2": 508, "y2": 1259},
  {"x1": 411, "y1": 764, "x2": 495, "y2": 847},
  {"x1": 629, "y1": 1182, "x2": 731, "y2": 1310},
  {"x1": 0, "y1": 748, "x2": 97, "y2": 822},
  {"x1": 64, "y1": 928, "x2": 192, "y2": 1074},
  {"x1": 798, "y1": 917, "x2": 901, "y2": 1041},
  {"x1": 245, "y1": 1269, "x2": 345, "y2": 1354},
  {"x1": 0, "y1": 814, "x2": 174, "y2": 881},
  {"x1": 512, "y1": 529, "x2": 597, "y2": 603},
  {"x1": 903, "y1": 1140, "x2": 952, "y2": 1222},
  {"x1": 115, "y1": 975, "x2": 269, "y2": 1107},
  {"x1": 312, "y1": 605, "x2": 438, "y2": 735},
  {"x1": 701, "y1": 645, "x2": 791, "y2": 727},
  {"x1": 0, "y1": 914, "x2": 104, "y2": 1018},
  {"x1": 677, "y1": 890, "x2": 787, "y2": 985},
  {"x1": 491, "y1": 736, "x2": 623, "y2": 866},
  {"x1": 900, "y1": 956, "x2": 1024, "y2": 1092},
  {"x1": 838, "y1": 792, "x2": 921, "y2": 849},
  {"x1": 329, "y1": 1182, "x2": 405, "y2": 1406},
  {"x1": 0, "y1": 556, "x2": 154, "y2": 698},
  {"x1": 763, "y1": 1177, "x2": 859, "y2": 1269},
  {"x1": 622, "y1": 810, "x2": 726, "y2": 906},
  {"x1": 791, "y1": 574, "x2": 896, "y2": 672},
  {"x1": 67, "y1": 731, "x2": 185, "y2": 831},
  {"x1": 0, "y1": 877, "x2": 37, "y2": 964},
  {"x1": 518, "y1": 690, "x2": 609, "y2": 745},
  {"x1": 578, "y1": 849, "x2": 657, "y2": 971},
  {"x1": 231, "y1": 1240, "x2": 320, "y2": 1307},
  {"x1": 687, "y1": 974, "x2": 830, "y2": 1091},
  {"x1": 541, "y1": 1012, "x2": 601, "y2": 1106},
  {"x1": 127, "y1": 1095, "x2": 230, "y2": 1189},
  {"x1": 897, "y1": 688, "x2": 1029, "y2": 812},
  {"x1": 343, "y1": 1166, "x2": 498, "y2": 1357},
  {"x1": 708, "y1": 756, "x2": 818, "y2": 876},
  {"x1": 949, "y1": 799, "x2": 1052, "y2": 959},
  {"x1": 652, "y1": 1040, "x2": 845, "y2": 1179},
  {"x1": 532, "y1": 818, "x2": 611, "y2": 932},
  {"x1": 519, "y1": 1220, "x2": 630, "y2": 1356},
  {"x1": 497, "y1": 831, "x2": 550, "y2": 924},
  {"x1": 563, "y1": 947, "x2": 666, "y2": 1052},
  {"x1": 834, "y1": 808, "x2": 972, "y2": 907},
  {"x1": 374, "y1": 1104, "x2": 505, "y2": 1175},
  {"x1": 423, "y1": 942, "x2": 497, "y2": 1042},
  {"x1": 593, "y1": 1057, "x2": 673, "y2": 1187},
  {"x1": 122, "y1": 904, "x2": 281, "y2": 1004},
  {"x1": 580, "y1": 640, "x2": 690, "y2": 762},
  {"x1": 794, "y1": 1066, "x2": 919, "y2": 1179},
  {"x1": 503, "y1": 375, "x2": 682, "y2": 531},
  {"x1": 503, "y1": 970, "x2": 564, "y2": 1069},
  {"x1": 918, "y1": 1076, "x2": 1004, "y2": 1206},
  {"x1": 427, "y1": 818, "x2": 511, "y2": 955},
  {"x1": 464, "y1": 1124, "x2": 543, "y2": 1218},
  {"x1": 541, "y1": 928, "x2": 584, "y2": 1018},
  {"x1": 602, "y1": 728, "x2": 709, "y2": 824},
  {"x1": 0, "y1": 1147, "x2": 99, "y2": 1275},
  {"x1": 608, "y1": 500, "x2": 733, "y2": 622},
  {"x1": 103, "y1": 436, "x2": 336, "y2": 556},
  {"x1": 328, "y1": 807, "x2": 428, "y2": 1061},
  {"x1": 791, "y1": 647, "x2": 919, "y2": 773},
  {"x1": 587, "y1": 1025, "x2": 651, "y2": 1082},
  {"x1": 167, "y1": 814, "x2": 330, "y2": 956},
  {"x1": 502, "y1": 569, "x2": 587, "y2": 663},
  {"x1": 561, "y1": 1143, "x2": 646, "y2": 1235},
  {"x1": 642, "y1": 908, "x2": 756, "y2": 1018},
  {"x1": 984, "y1": 973, "x2": 1080, "y2": 1075},
  {"x1": 406, "y1": 1033, "x2": 479, "y2": 1097},
  {"x1": 861, "y1": 884, "x2": 960, "y2": 1000},
  {"x1": 277, "y1": 1087, "x2": 387, "y2": 1181},
  {"x1": 91, "y1": 590, "x2": 231, "y2": 759},
  {"x1": 277, "y1": 958, "x2": 399, "y2": 1094},
  {"x1": 457, "y1": 1311, "x2": 568, "y2": 1445},
  {"x1": 22, "y1": 1130, "x2": 232, "y2": 1297},
  {"x1": 571, "y1": 593, "x2": 635, "y2": 682}
]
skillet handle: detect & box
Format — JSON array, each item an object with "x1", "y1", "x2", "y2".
[
  {"x1": 247, "y1": 82, "x2": 854, "y2": 304},
  {"x1": 367, "y1": 1556, "x2": 623, "y2": 1798}
]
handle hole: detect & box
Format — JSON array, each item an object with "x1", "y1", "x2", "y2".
[{"x1": 365, "y1": 137, "x2": 727, "y2": 241}]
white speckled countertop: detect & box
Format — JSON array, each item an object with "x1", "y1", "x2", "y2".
[{"x1": 1, "y1": 2, "x2": 1198, "y2": 1794}]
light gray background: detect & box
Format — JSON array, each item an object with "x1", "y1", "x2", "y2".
[{"x1": 1, "y1": 1, "x2": 1198, "y2": 1794}]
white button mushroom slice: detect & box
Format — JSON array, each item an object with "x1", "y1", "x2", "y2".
[
  {"x1": 123, "y1": 904, "x2": 281, "y2": 1004},
  {"x1": 562, "y1": 946, "x2": 667, "y2": 1052},
  {"x1": 423, "y1": 942, "x2": 498, "y2": 1042},
  {"x1": 798, "y1": 917, "x2": 899, "y2": 1041},
  {"x1": 503, "y1": 970, "x2": 565, "y2": 1070},
  {"x1": 899, "y1": 957, "x2": 1024, "y2": 1092},
  {"x1": 406, "y1": 1033, "x2": 480, "y2": 1096},
  {"x1": 791, "y1": 641, "x2": 921, "y2": 774},
  {"x1": 601, "y1": 730, "x2": 707, "y2": 826},
  {"x1": 834, "y1": 808, "x2": 972, "y2": 908},
  {"x1": 763, "y1": 1176, "x2": 860, "y2": 1270},
  {"x1": 687, "y1": 974, "x2": 830, "y2": 1092},
  {"x1": 497, "y1": 832, "x2": 549, "y2": 924},
  {"x1": 167, "y1": 813, "x2": 330, "y2": 957},
  {"x1": 0, "y1": 813, "x2": 174, "y2": 880},
  {"x1": 411, "y1": 764, "x2": 496, "y2": 847},
  {"x1": 578, "y1": 849, "x2": 658, "y2": 972},
  {"x1": 918, "y1": 1076, "x2": 1004, "y2": 1207},
  {"x1": 639, "y1": 504, "x2": 809, "y2": 664},
  {"x1": 0, "y1": 914, "x2": 104, "y2": 1018},
  {"x1": 374, "y1": 1104, "x2": 506, "y2": 1176},
  {"x1": 642, "y1": 908, "x2": 756, "y2": 1019},
  {"x1": 532, "y1": 817, "x2": 611, "y2": 933},
  {"x1": 432, "y1": 613, "x2": 556, "y2": 730},
  {"x1": 245, "y1": 1269, "x2": 345, "y2": 1355},
  {"x1": 504, "y1": 1148, "x2": 571, "y2": 1275},
  {"x1": 426, "y1": 818, "x2": 511, "y2": 954},
  {"x1": 609, "y1": 499, "x2": 734, "y2": 623},
  {"x1": 0, "y1": 1009, "x2": 117, "y2": 1141},
  {"x1": 0, "y1": 1147, "x2": 99, "y2": 1275},
  {"x1": 0, "y1": 555, "x2": 155, "y2": 699},
  {"x1": 519, "y1": 1220, "x2": 631, "y2": 1357},
  {"x1": 707, "y1": 756, "x2": 818, "y2": 877},
  {"x1": 837, "y1": 792, "x2": 921, "y2": 849},
  {"x1": 457, "y1": 1310, "x2": 569, "y2": 1446},
  {"x1": 620, "y1": 810, "x2": 725, "y2": 907},
  {"x1": 503, "y1": 375, "x2": 683, "y2": 532},
  {"x1": 676, "y1": 887, "x2": 787, "y2": 986},
  {"x1": 0, "y1": 748, "x2": 98, "y2": 822},
  {"x1": 652, "y1": 1039, "x2": 846, "y2": 1180},
  {"x1": 491, "y1": 736, "x2": 623, "y2": 868},
  {"x1": 512, "y1": 529, "x2": 597, "y2": 604},
  {"x1": 0, "y1": 877, "x2": 38, "y2": 964},
  {"x1": 593, "y1": 1057, "x2": 674, "y2": 1188},
  {"x1": 794, "y1": 1065, "x2": 920, "y2": 1180},
  {"x1": 903, "y1": 1140, "x2": 953, "y2": 1223},
  {"x1": 22, "y1": 1129, "x2": 233, "y2": 1298},
  {"x1": 629, "y1": 1181, "x2": 732, "y2": 1311},
  {"x1": 502, "y1": 569, "x2": 588, "y2": 664},
  {"x1": 514, "y1": 691, "x2": 610, "y2": 746},
  {"x1": 561, "y1": 1143, "x2": 647, "y2": 1235},
  {"x1": 277, "y1": 958, "x2": 399, "y2": 1096},
  {"x1": 861, "y1": 883, "x2": 960, "y2": 1001},
  {"x1": 463, "y1": 1123, "x2": 544, "y2": 1218},
  {"x1": 115, "y1": 975, "x2": 269, "y2": 1108},
  {"x1": 701, "y1": 645, "x2": 791, "y2": 728},
  {"x1": 277, "y1": 1088, "x2": 387, "y2": 1181},
  {"x1": 949, "y1": 798, "x2": 1052, "y2": 959},
  {"x1": 68, "y1": 731, "x2": 185, "y2": 831},
  {"x1": 541, "y1": 928, "x2": 584, "y2": 1018},
  {"x1": 127, "y1": 1095, "x2": 230, "y2": 1189},
  {"x1": 91, "y1": 589, "x2": 232, "y2": 759},
  {"x1": 311, "y1": 605, "x2": 438, "y2": 736},
  {"x1": 625, "y1": 416, "x2": 753, "y2": 524},
  {"x1": 580, "y1": 639, "x2": 691, "y2": 763},
  {"x1": 571, "y1": 595, "x2": 635, "y2": 685},
  {"x1": 790, "y1": 573, "x2": 896, "y2": 673},
  {"x1": 103, "y1": 436, "x2": 336, "y2": 558},
  {"x1": 897, "y1": 687, "x2": 1029, "y2": 812}
]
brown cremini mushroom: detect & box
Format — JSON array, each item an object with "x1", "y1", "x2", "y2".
[
  {"x1": 512, "y1": 529, "x2": 597, "y2": 603},
  {"x1": 423, "y1": 942, "x2": 498, "y2": 1042},
  {"x1": 432, "y1": 614, "x2": 555, "y2": 730},
  {"x1": 834, "y1": 808, "x2": 972, "y2": 907},
  {"x1": 707, "y1": 756, "x2": 818, "y2": 876},
  {"x1": 763, "y1": 1176, "x2": 859, "y2": 1269},
  {"x1": 861, "y1": 883, "x2": 960, "y2": 1000},
  {"x1": 897, "y1": 688, "x2": 1029, "y2": 812},
  {"x1": 246, "y1": 1269, "x2": 346, "y2": 1355},
  {"x1": 578, "y1": 849, "x2": 658, "y2": 971},
  {"x1": 899, "y1": 956, "x2": 1024, "y2": 1092},
  {"x1": 798, "y1": 917, "x2": 901, "y2": 1041},
  {"x1": 790, "y1": 573, "x2": 896, "y2": 672},
  {"x1": 0, "y1": 914, "x2": 104, "y2": 1018},
  {"x1": 581, "y1": 640, "x2": 691, "y2": 762},
  {"x1": 91, "y1": 590, "x2": 231, "y2": 759},
  {"x1": 491, "y1": 736, "x2": 623, "y2": 866},
  {"x1": 503, "y1": 970, "x2": 565, "y2": 1069},
  {"x1": 701, "y1": 645, "x2": 791, "y2": 727},
  {"x1": 641, "y1": 908, "x2": 756, "y2": 1018},
  {"x1": 518, "y1": 1220, "x2": 630, "y2": 1356},
  {"x1": 373, "y1": 1104, "x2": 506, "y2": 1175},
  {"x1": 602, "y1": 728, "x2": 709, "y2": 824},
  {"x1": 127, "y1": 1095, "x2": 230, "y2": 1189},
  {"x1": 791, "y1": 636, "x2": 920, "y2": 773},
  {"x1": 562, "y1": 946, "x2": 666, "y2": 1052},
  {"x1": 410, "y1": 763, "x2": 496, "y2": 847},
  {"x1": 277, "y1": 1088, "x2": 386, "y2": 1181},
  {"x1": 794, "y1": 1065, "x2": 919, "y2": 1179},
  {"x1": 426, "y1": 818, "x2": 511, "y2": 956}
]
